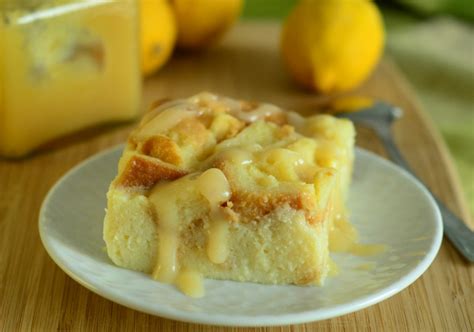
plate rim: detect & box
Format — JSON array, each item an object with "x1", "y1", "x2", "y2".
[{"x1": 38, "y1": 144, "x2": 443, "y2": 327}]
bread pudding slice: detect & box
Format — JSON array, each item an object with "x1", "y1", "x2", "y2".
[{"x1": 103, "y1": 92, "x2": 355, "y2": 296}]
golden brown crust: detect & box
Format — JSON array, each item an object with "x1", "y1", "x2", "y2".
[
  {"x1": 215, "y1": 117, "x2": 246, "y2": 142},
  {"x1": 225, "y1": 122, "x2": 246, "y2": 140},
  {"x1": 139, "y1": 135, "x2": 182, "y2": 166},
  {"x1": 240, "y1": 100, "x2": 259, "y2": 112},
  {"x1": 173, "y1": 117, "x2": 211, "y2": 147},
  {"x1": 204, "y1": 111, "x2": 247, "y2": 144},
  {"x1": 116, "y1": 154, "x2": 187, "y2": 189},
  {"x1": 265, "y1": 112, "x2": 288, "y2": 126},
  {"x1": 229, "y1": 190, "x2": 323, "y2": 225},
  {"x1": 277, "y1": 124, "x2": 295, "y2": 138}
]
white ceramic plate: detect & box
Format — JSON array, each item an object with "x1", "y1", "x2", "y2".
[{"x1": 39, "y1": 145, "x2": 442, "y2": 327}]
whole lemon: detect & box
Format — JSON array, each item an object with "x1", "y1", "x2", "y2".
[
  {"x1": 140, "y1": 0, "x2": 177, "y2": 76},
  {"x1": 281, "y1": 0, "x2": 384, "y2": 93},
  {"x1": 171, "y1": 0, "x2": 243, "y2": 49}
]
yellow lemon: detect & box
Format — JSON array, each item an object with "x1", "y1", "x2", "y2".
[
  {"x1": 281, "y1": 0, "x2": 384, "y2": 93},
  {"x1": 171, "y1": 0, "x2": 243, "y2": 49},
  {"x1": 140, "y1": 0, "x2": 177, "y2": 76}
]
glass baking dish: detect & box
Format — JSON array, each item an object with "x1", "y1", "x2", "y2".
[{"x1": 0, "y1": 0, "x2": 142, "y2": 157}]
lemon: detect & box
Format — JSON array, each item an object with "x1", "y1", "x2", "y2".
[
  {"x1": 140, "y1": 0, "x2": 177, "y2": 76},
  {"x1": 171, "y1": 0, "x2": 243, "y2": 49},
  {"x1": 281, "y1": 0, "x2": 384, "y2": 93}
]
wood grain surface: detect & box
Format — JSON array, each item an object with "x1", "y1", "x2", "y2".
[{"x1": 0, "y1": 22, "x2": 472, "y2": 331}]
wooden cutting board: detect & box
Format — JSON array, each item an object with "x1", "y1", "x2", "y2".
[{"x1": 0, "y1": 22, "x2": 472, "y2": 331}]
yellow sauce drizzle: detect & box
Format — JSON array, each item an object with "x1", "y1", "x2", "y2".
[
  {"x1": 329, "y1": 217, "x2": 358, "y2": 252},
  {"x1": 138, "y1": 107, "x2": 197, "y2": 139},
  {"x1": 329, "y1": 217, "x2": 386, "y2": 256},
  {"x1": 153, "y1": 231, "x2": 179, "y2": 282},
  {"x1": 149, "y1": 176, "x2": 207, "y2": 296},
  {"x1": 176, "y1": 269, "x2": 204, "y2": 298},
  {"x1": 141, "y1": 99, "x2": 190, "y2": 123},
  {"x1": 206, "y1": 209, "x2": 230, "y2": 264},
  {"x1": 217, "y1": 148, "x2": 254, "y2": 165},
  {"x1": 149, "y1": 182, "x2": 181, "y2": 283},
  {"x1": 149, "y1": 168, "x2": 232, "y2": 297},
  {"x1": 197, "y1": 168, "x2": 232, "y2": 264},
  {"x1": 231, "y1": 103, "x2": 282, "y2": 123},
  {"x1": 286, "y1": 111, "x2": 305, "y2": 130}
]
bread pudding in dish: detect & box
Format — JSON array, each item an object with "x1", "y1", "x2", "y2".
[{"x1": 103, "y1": 92, "x2": 355, "y2": 297}]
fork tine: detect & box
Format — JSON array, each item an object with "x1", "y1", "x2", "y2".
[{"x1": 334, "y1": 101, "x2": 403, "y2": 125}]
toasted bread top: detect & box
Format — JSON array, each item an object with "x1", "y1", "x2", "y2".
[{"x1": 112, "y1": 92, "x2": 355, "y2": 224}]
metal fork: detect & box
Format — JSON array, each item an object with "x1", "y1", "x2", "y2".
[{"x1": 336, "y1": 102, "x2": 474, "y2": 262}]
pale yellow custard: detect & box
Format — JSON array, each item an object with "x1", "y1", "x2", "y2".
[
  {"x1": 0, "y1": 0, "x2": 141, "y2": 157},
  {"x1": 103, "y1": 92, "x2": 376, "y2": 297}
]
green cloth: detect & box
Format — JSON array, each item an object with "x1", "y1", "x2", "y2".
[
  {"x1": 395, "y1": 0, "x2": 474, "y2": 20},
  {"x1": 242, "y1": 0, "x2": 297, "y2": 19},
  {"x1": 242, "y1": 4, "x2": 474, "y2": 215},
  {"x1": 384, "y1": 12, "x2": 474, "y2": 215}
]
